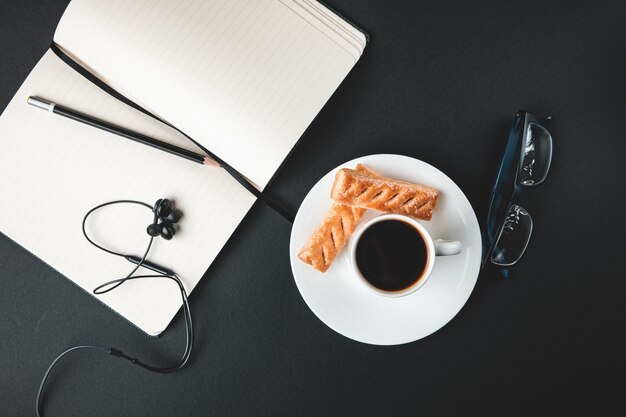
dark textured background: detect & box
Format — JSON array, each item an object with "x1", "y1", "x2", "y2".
[{"x1": 1, "y1": 1, "x2": 624, "y2": 416}]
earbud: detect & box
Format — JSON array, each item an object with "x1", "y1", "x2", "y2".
[
  {"x1": 146, "y1": 198, "x2": 183, "y2": 240},
  {"x1": 160, "y1": 223, "x2": 174, "y2": 240},
  {"x1": 146, "y1": 223, "x2": 161, "y2": 237},
  {"x1": 165, "y1": 208, "x2": 183, "y2": 223},
  {"x1": 155, "y1": 198, "x2": 172, "y2": 217}
]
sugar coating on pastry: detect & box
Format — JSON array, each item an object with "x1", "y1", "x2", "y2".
[
  {"x1": 330, "y1": 168, "x2": 439, "y2": 220},
  {"x1": 297, "y1": 203, "x2": 365, "y2": 272},
  {"x1": 297, "y1": 164, "x2": 377, "y2": 273}
]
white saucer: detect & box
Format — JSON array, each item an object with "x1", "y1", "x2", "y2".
[{"x1": 289, "y1": 154, "x2": 482, "y2": 345}]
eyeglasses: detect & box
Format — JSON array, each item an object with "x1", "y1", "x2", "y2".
[{"x1": 482, "y1": 111, "x2": 553, "y2": 276}]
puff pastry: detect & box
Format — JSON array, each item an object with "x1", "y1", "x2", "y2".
[
  {"x1": 298, "y1": 164, "x2": 376, "y2": 272},
  {"x1": 330, "y1": 168, "x2": 439, "y2": 220}
]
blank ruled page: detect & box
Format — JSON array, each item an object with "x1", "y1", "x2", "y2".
[
  {"x1": 54, "y1": 0, "x2": 365, "y2": 189},
  {"x1": 0, "y1": 51, "x2": 256, "y2": 336}
]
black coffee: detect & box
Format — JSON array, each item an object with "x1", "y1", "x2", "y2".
[{"x1": 355, "y1": 220, "x2": 428, "y2": 292}]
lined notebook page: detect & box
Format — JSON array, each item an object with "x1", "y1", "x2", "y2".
[
  {"x1": 0, "y1": 51, "x2": 256, "y2": 336},
  {"x1": 54, "y1": 0, "x2": 366, "y2": 189}
]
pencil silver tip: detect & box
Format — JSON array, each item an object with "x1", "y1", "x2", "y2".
[{"x1": 27, "y1": 96, "x2": 55, "y2": 112}]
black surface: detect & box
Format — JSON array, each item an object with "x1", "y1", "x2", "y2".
[{"x1": 1, "y1": 1, "x2": 624, "y2": 416}]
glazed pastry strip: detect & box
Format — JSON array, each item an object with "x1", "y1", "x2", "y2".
[
  {"x1": 330, "y1": 168, "x2": 439, "y2": 220},
  {"x1": 298, "y1": 164, "x2": 376, "y2": 272}
]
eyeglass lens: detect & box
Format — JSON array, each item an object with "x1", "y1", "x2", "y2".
[
  {"x1": 519, "y1": 122, "x2": 553, "y2": 186},
  {"x1": 491, "y1": 204, "x2": 533, "y2": 266}
]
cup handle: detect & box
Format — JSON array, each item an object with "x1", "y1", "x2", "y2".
[{"x1": 433, "y1": 239, "x2": 462, "y2": 256}]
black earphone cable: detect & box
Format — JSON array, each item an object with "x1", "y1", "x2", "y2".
[
  {"x1": 36, "y1": 345, "x2": 109, "y2": 417},
  {"x1": 82, "y1": 199, "x2": 153, "y2": 258},
  {"x1": 36, "y1": 200, "x2": 193, "y2": 417}
]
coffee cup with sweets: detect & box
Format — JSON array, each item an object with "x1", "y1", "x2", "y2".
[{"x1": 297, "y1": 163, "x2": 461, "y2": 297}]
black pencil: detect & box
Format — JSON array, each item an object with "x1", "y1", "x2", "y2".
[{"x1": 27, "y1": 96, "x2": 219, "y2": 167}]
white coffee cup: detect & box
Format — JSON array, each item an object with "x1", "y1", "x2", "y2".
[{"x1": 348, "y1": 214, "x2": 462, "y2": 297}]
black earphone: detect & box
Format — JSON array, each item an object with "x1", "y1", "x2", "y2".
[
  {"x1": 36, "y1": 198, "x2": 193, "y2": 417},
  {"x1": 146, "y1": 198, "x2": 183, "y2": 240}
]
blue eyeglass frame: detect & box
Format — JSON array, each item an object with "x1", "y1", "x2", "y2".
[{"x1": 481, "y1": 110, "x2": 553, "y2": 277}]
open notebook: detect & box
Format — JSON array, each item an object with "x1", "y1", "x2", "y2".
[{"x1": 0, "y1": 0, "x2": 366, "y2": 336}]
